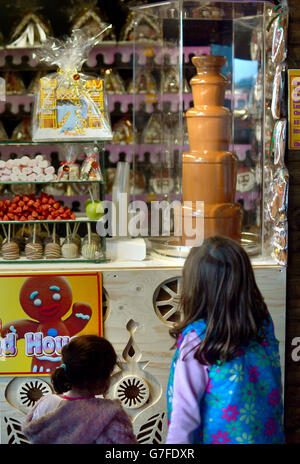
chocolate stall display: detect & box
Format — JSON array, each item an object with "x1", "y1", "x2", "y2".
[
  {"x1": 32, "y1": 28, "x2": 113, "y2": 142},
  {"x1": 177, "y1": 55, "x2": 243, "y2": 243}
]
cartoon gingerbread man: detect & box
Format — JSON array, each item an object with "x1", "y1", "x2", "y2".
[{"x1": 1, "y1": 275, "x2": 92, "y2": 373}]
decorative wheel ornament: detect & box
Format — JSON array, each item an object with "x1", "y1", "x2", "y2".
[
  {"x1": 153, "y1": 277, "x2": 182, "y2": 326},
  {"x1": 17, "y1": 379, "x2": 52, "y2": 410},
  {"x1": 114, "y1": 375, "x2": 149, "y2": 409}
]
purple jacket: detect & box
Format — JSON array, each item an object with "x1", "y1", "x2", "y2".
[{"x1": 23, "y1": 394, "x2": 138, "y2": 444}]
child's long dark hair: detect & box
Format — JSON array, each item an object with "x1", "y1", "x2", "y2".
[
  {"x1": 51, "y1": 335, "x2": 117, "y2": 395},
  {"x1": 170, "y1": 236, "x2": 270, "y2": 365}
]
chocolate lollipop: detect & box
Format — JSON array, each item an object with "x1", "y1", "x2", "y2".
[
  {"x1": 1, "y1": 224, "x2": 19, "y2": 260},
  {"x1": 45, "y1": 224, "x2": 61, "y2": 259},
  {"x1": 25, "y1": 225, "x2": 43, "y2": 260},
  {"x1": 81, "y1": 223, "x2": 102, "y2": 260},
  {"x1": 62, "y1": 224, "x2": 79, "y2": 259}
]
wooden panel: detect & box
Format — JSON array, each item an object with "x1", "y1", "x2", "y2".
[{"x1": 102, "y1": 266, "x2": 286, "y2": 443}]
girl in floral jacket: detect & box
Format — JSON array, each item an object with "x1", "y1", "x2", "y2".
[
  {"x1": 166, "y1": 236, "x2": 284, "y2": 444},
  {"x1": 23, "y1": 335, "x2": 137, "y2": 444}
]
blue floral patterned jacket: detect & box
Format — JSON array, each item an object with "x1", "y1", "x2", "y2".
[{"x1": 167, "y1": 318, "x2": 285, "y2": 444}]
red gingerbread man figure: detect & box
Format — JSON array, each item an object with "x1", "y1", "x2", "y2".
[{"x1": 1, "y1": 275, "x2": 92, "y2": 373}]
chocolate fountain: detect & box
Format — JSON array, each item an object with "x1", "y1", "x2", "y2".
[
  {"x1": 151, "y1": 55, "x2": 243, "y2": 257},
  {"x1": 181, "y1": 55, "x2": 243, "y2": 243}
]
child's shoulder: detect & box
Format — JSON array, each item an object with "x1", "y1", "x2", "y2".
[
  {"x1": 182, "y1": 319, "x2": 207, "y2": 338},
  {"x1": 28, "y1": 393, "x2": 62, "y2": 422}
]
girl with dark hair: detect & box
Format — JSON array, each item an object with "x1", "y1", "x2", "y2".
[
  {"x1": 166, "y1": 236, "x2": 284, "y2": 444},
  {"x1": 22, "y1": 335, "x2": 137, "y2": 444}
]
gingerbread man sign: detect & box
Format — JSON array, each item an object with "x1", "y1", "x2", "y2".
[{"x1": 1, "y1": 275, "x2": 92, "y2": 373}]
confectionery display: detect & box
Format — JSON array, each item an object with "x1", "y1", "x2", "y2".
[
  {"x1": 0, "y1": 218, "x2": 104, "y2": 262},
  {"x1": 0, "y1": 1, "x2": 289, "y2": 267},
  {"x1": 0, "y1": 192, "x2": 76, "y2": 222},
  {"x1": 0, "y1": 155, "x2": 56, "y2": 182}
]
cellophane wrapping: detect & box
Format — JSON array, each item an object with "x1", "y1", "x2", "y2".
[{"x1": 32, "y1": 28, "x2": 113, "y2": 142}]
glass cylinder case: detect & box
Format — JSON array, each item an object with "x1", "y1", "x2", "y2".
[{"x1": 131, "y1": 0, "x2": 274, "y2": 259}]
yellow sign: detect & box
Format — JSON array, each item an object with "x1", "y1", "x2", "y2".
[
  {"x1": 0, "y1": 272, "x2": 102, "y2": 376},
  {"x1": 288, "y1": 69, "x2": 300, "y2": 149}
]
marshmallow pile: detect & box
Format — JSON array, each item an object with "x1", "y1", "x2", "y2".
[{"x1": 0, "y1": 155, "x2": 56, "y2": 182}]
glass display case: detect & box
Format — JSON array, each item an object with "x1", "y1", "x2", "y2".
[{"x1": 131, "y1": 0, "x2": 288, "y2": 263}]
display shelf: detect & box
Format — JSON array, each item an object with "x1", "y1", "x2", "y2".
[
  {"x1": 0, "y1": 179, "x2": 104, "y2": 185},
  {"x1": 0, "y1": 248, "x2": 282, "y2": 272},
  {"x1": 0, "y1": 43, "x2": 211, "y2": 69},
  {"x1": 0, "y1": 90, "x2": 249, "y2": 115},
  {"x1": 0, "y1": 216, "x2": 99, "y2": 224},
  {"x1": 0, "y1": 255, "x2": 106, "y2": 264},
  {"x1": 0, "y1": 139, "x2": 106, "y2": 145}
]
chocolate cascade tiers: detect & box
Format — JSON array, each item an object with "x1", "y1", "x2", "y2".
[{"x1": 181, "y1": 55, "x2": 243, "y2": 243}]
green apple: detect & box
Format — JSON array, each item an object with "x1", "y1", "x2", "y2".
[{"x1": 85, "y1": 199, "x2": 104, "y2": 220}]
